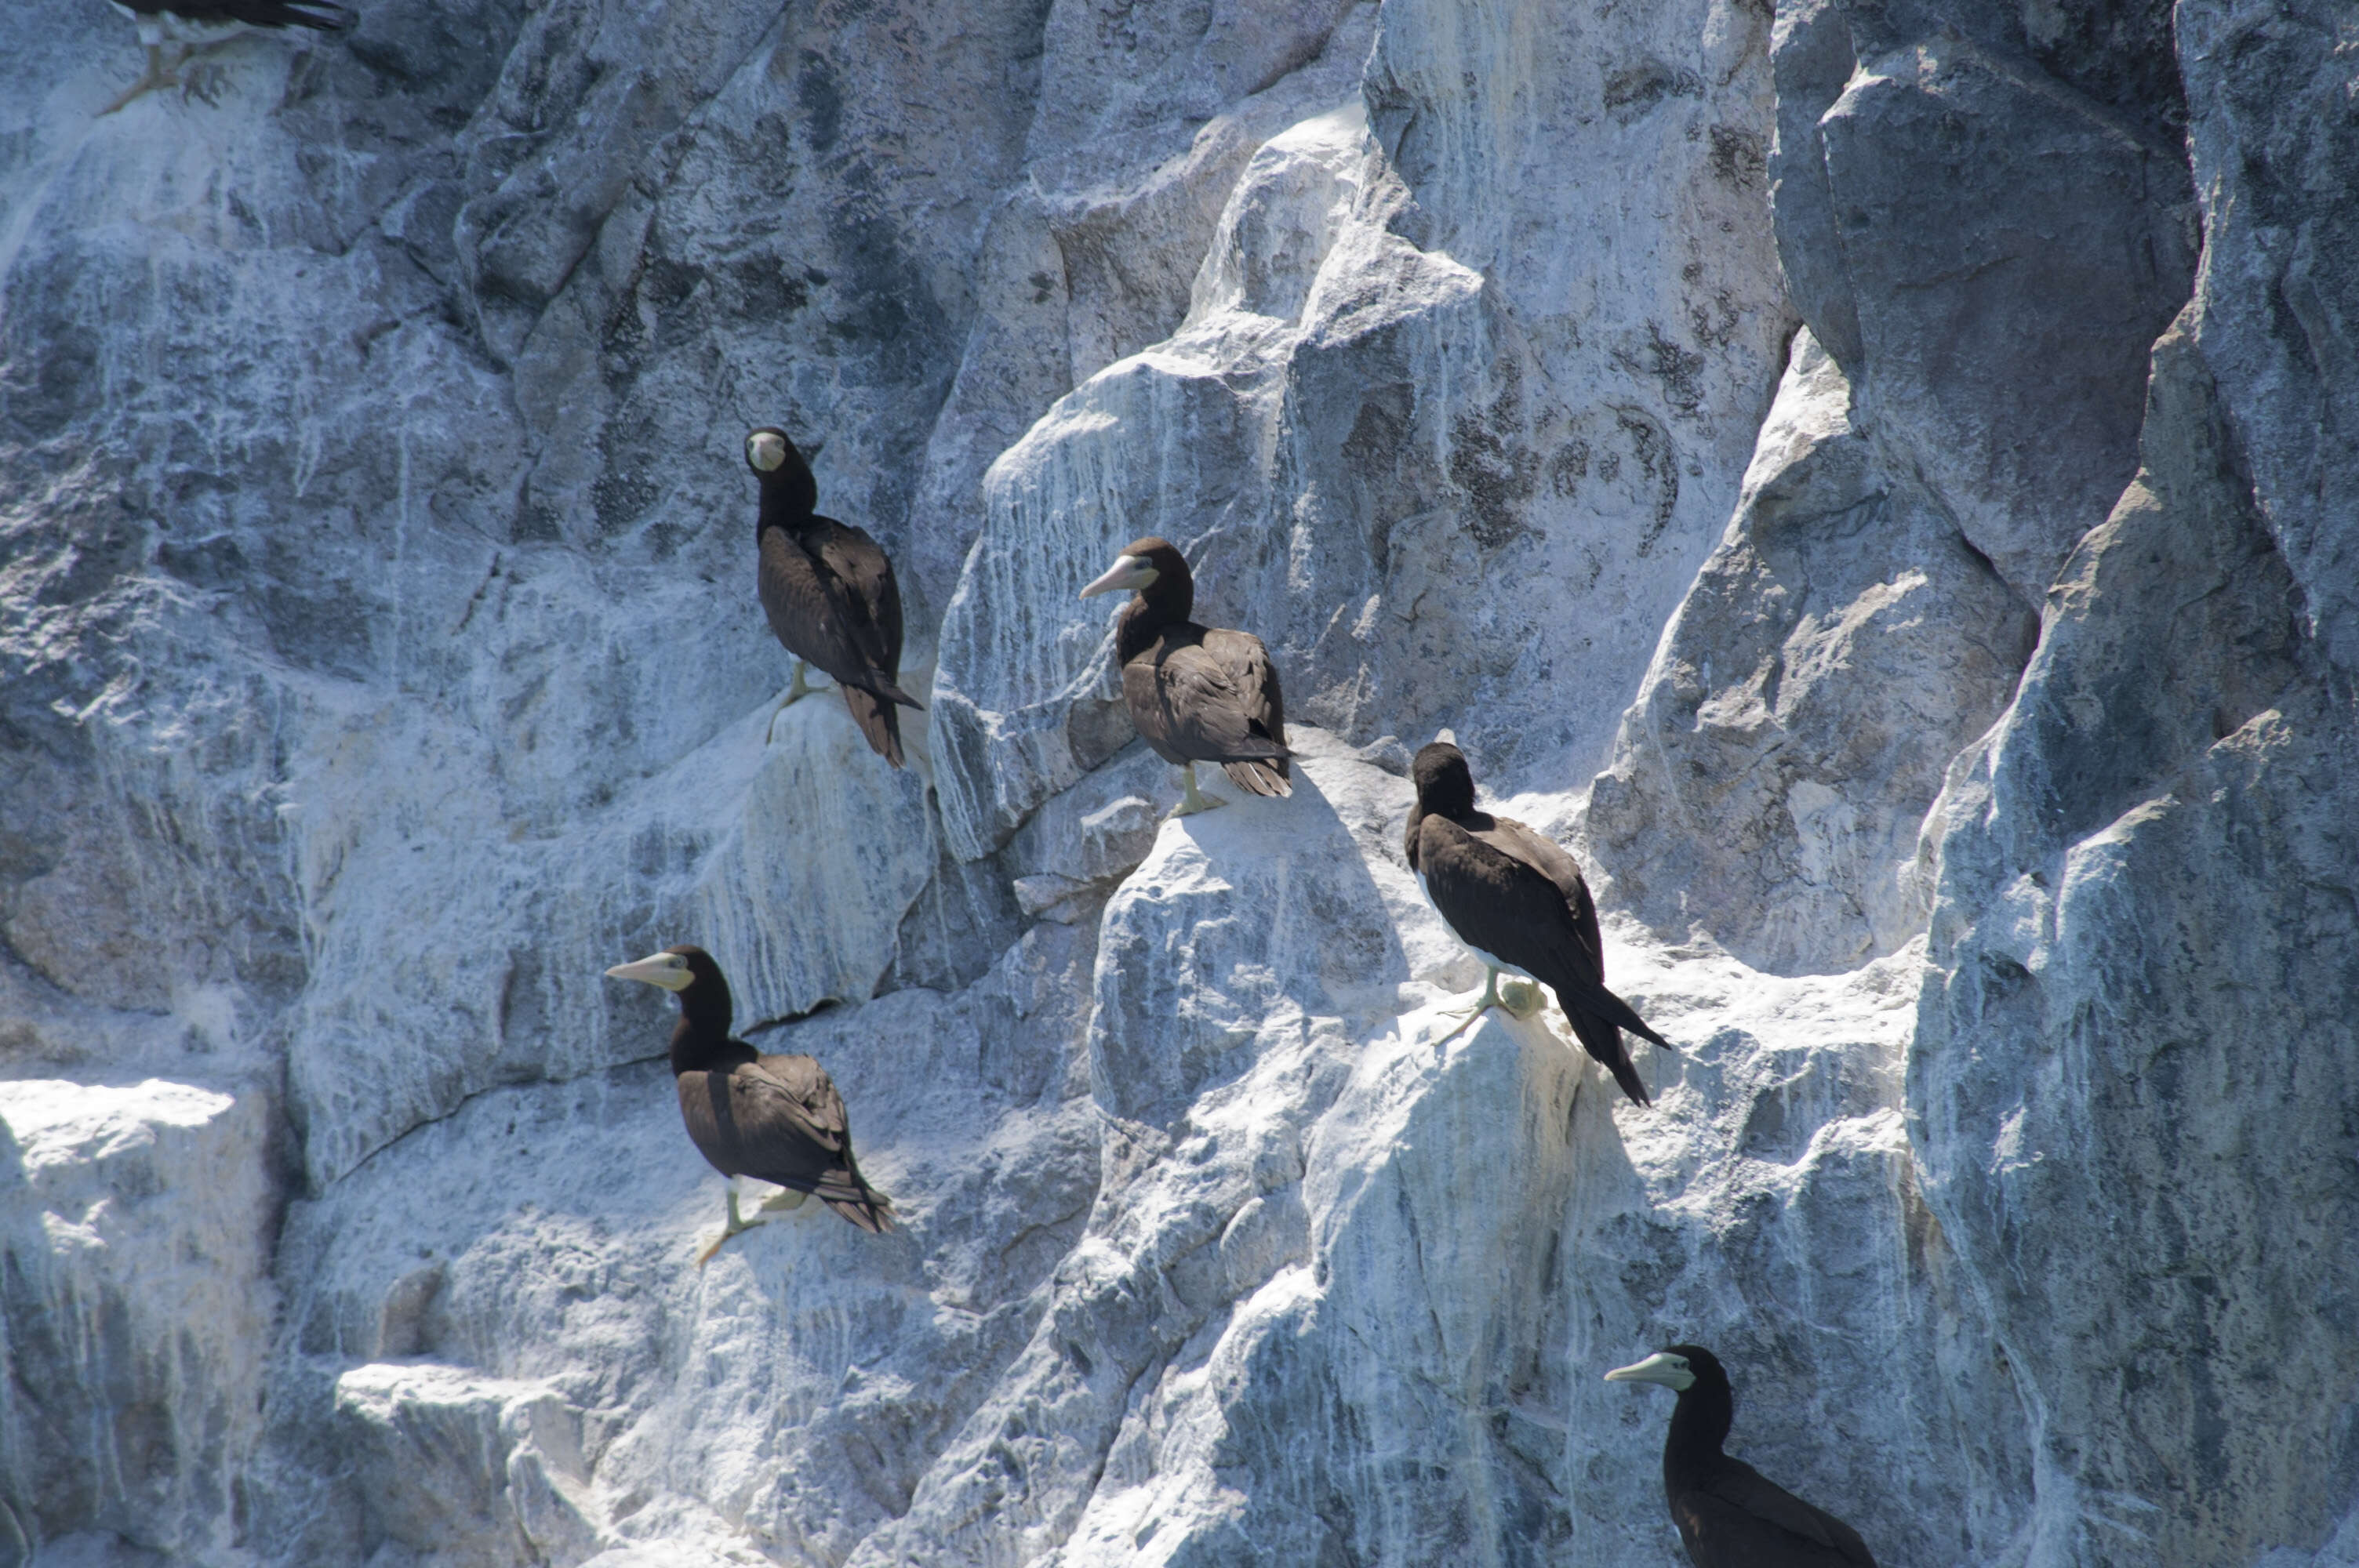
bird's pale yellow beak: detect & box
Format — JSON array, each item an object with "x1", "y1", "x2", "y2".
[
  {"x1": 1079, "y1": 554, "x2": 1157, "y2": 598},
  {"x1": 605, "y1": 951, "x2": 692, "y2": 992},
  {"x1": 1605, "y1": 1352, "x2": 1695, "y2": 1390}
]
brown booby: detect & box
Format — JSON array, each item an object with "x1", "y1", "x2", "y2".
[
  {"x1": 1605, "y1": 1346, "x2": 1880, "y2": 1567},
  {"x1": 605, "y1": 944, "x2": 894, "y2": 1264},
  {"x1": 101, "y1": 1, "x2": 354, "y2": 115},
  {"x1": 1405, "y1": 740, "x2": 1669, "y2": 1101},
  {"x1": 745, "y1": 427, "x2": 921, "y2": 765},
  {"x1": 1078, "y1": 536, "x2": 1289, "y2": 817}
]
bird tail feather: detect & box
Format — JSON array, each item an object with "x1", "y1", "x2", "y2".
[
  {"x1": 1222, "y1": 758, "x2": 1292, "y2": 797},
  {"x1": 821, "y1": 1171, "x2": 896, "y2": 1232},
  {"x1": 1565, "y1": 1009, "x2": 1652, "y2": 1107},
  {"x1": 821, "y1": 1191, "x2": 897, "y2": 1233},
  {"x1": 797, "y1": 1166, "x2": 896, "y2": 1233},
  {"x1": 864, "y1": 676, "x2": 924, "y2": 710},
  {"x1": 1546, "y1": 962, "x2": 1670, "y2": 1052},
  {"x1": 840, "y1": 687, "x2": 907, "y2": 768},
  {"x1": 269, "y1": 0, "x2": 358, "y2": 30}
]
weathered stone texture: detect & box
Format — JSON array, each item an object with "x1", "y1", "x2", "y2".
[{"x1": 2, "y1": 0, "x2": 2354, "y2": 1563}]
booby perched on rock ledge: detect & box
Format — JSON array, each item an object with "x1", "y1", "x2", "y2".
[
  {"x1": 1606, "y1": 1346, "x2": 1880, "y2": 1567},
  {"x1": 1405, "y1": 739, "x2": 1669, "y2": 1102},
  {"x1": 605, "y1": 944, "x2": 895, "y2": 1265},
  {"x1": 746, "y1": 426, "x2": 921, "y2": 765},
  {"x1": 1079, "y1": 535, "x2": 1290, "y2": 817},
  {"x1": 100, "y1": 0, "x2": 354, "y2": 115}
]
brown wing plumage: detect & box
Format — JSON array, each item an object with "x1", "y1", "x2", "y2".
[
  {"x1": 758, "y1": 518, "x2": 918, "y2": 766},
  {"x1": 1416, "y1": 814, "x2": 1667, "y2": 1103},
  {"x1": 815, "y1": 518, "x2": 912, "y2": 767},
  {"x1": 1477, "y1": 816, "x2": 1636, "y2": 1088},
  {"x1": 1124, "y1": 627, "x2": 1291, "y2": 789},
  {"x1": 676, "y1": 1053, "x2": 895, "y2": 1232},
  {"x1": 1479, "y1": 818, "x2": 1602, "y2": 967},
  {"x1": 812, "y1": 517, "x2": 905, "y2": 681},
  {"x1": 1201, "y1": 627, "x2": 1289, "y2": 796},
  {"x1": 1676, "y1": 1460, "x2": 1878, "y2": 1567}
]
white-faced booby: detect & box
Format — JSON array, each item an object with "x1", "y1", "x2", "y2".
[
  {"x1": 605, "y1": 944, "x2": 894, "y2": 1265},
  {"x1": 1405, "y1": 740, "x2": 1669, "y2": 1102},
  {"x1": 1605, "y1": 1346, "x2": 1880, "y2": 1568},
  {"x1": 1078, "y1": 535, "x2": 1289, "y2": 817},
  {"x1": 746, "y1": 427, "x2": 921, "y2": 765}
]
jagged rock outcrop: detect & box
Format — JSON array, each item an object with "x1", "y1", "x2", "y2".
[
  {"x1": 1587, "y1": 329, "x2": 2035, "y2": 975},
  {"x1": 2, "y1": 0, "x2": 2354, "y2": 1564},
  {"x1": 1906, "y1": 0, "x2": 2359, "y2": 1556}
]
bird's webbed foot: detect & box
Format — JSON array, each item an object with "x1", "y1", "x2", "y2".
[
  {"x1": 1169, "y1": 763, "x2": 1227, "y2": 818},
  {"x1": 1432, "y1": 968, "x2": 1507, "y2": 1047},
  {"x1": 763, "y1": 662, "x2": 832, "y2": 742},
  {"x1": 180, "y1": 56, "x2": 231, "y2": 106},
  {"x1": 695, "y1": 1185, "x2": 767, "y2": 1267},
  {"x1": 100, "y1": 47, "x2": 179, "y2": 115},
  {"x1": 757, "y1": 1188, "x2": 809, "y2": 1215}
]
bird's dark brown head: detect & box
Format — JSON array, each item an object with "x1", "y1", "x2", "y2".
[
  {"x1": 605, "y1": 942, "x2": 732, "y2": 1020},
  {"x1": 1411, "y1": 741, "x2": 1478, "y2": 818},
  {"x1": 1078, "y1": 535, "x2": 1194, "y2": 613},
  {"x1": 745, "y1": 427, "x2": 818, "y2": 514}
]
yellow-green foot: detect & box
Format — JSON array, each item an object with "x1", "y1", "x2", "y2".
[
  {"x1": 101, "y1": 46, "x2": 180, "y2": 115},
  {"x1": 1170, "y1": 762, "x2": 1227, "y2": 818},
  {"x1": 1434, "y1": 967, "x2": 1511, "y2": 1047},
  {"x1": 696, "y1": 1185, "x2": 765, "y2": 1266},
  {"x1": 764, "y1": 662, "x2": 831, "y2": 743}
]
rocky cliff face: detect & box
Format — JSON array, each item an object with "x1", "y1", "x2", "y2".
[{"x1": 0, "y1": 0, "x2": 2351, "y2": 1564}]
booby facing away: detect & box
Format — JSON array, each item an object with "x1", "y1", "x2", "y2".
[
  {"x1": 1078, "y1": 536, "x2": 1289, "y2": 817},
  {"x1": 1605, "y1": 1346, "x2": 1879, "y2": 1568},
  {"x1": 605, "y1": 944, "x2": 894, "y2": 1264},
  {"x1": 746, "y1": 427, "x2": 921, "y2": 765},
  {"x1": 102, "y1": 1, "x2": 354, "y2": 115},
  {"x1": 1405, "y1": 740, "x2": 1669, "y2": 1101}
]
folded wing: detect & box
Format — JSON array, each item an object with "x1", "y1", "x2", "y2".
[
  {"x1": 1683, "y1": 1460, "x2": 1878, "y2": 1567},
  {"x1": 678, "y1": 1054, "x2": 895, "y2": 1233},
  {"x1": 1416, "y1": 815, "x2": 1666, "y2": 1103},
  {"x1": 1128, "y1": 630, "x2": 1292, "y2": 793}
]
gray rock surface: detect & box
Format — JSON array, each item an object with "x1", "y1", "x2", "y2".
[
  {"x1": 1587, "y1": 329, "x2": 2034, "y2": 975},
  {"x1": 2, "y1": 0, "x2": 2355, "y2": 1565}
]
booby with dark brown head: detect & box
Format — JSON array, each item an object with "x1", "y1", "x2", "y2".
[
  {"x1": 1405, "y1": 739, "x2": 1668, "y2": 1101},
  {"x1": 745, "y1": 427, "x2": 920, "y2": 766},
  {"x1": 1605, "y1": 1345, "x2": 1879, "y2": 1567},
  {"x1": 1079, "y1": 535, "x2": 1290, "y2": 818},
  {"x1": 605, "y1": 943, "x2": 894, "y2": 1265}
]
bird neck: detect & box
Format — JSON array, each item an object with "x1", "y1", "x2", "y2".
[
  {"x1": 1418, "y1": 777, "x2": 1478, "y2": 820},
  {"x1": 758, "y1": 470, "x2": 820, "y2": 528},
  {"x1": 667, "y1": 985, "x2": 743, "y2": 1074},
  {"x1": 1114, "y1": 577, "x2": 1191, "y2": 662},
  {"x1": 1663, "y1": 1381, "x2": 1736, "y2": 1489}
]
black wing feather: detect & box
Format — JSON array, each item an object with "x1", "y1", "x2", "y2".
[
  {"x1": 1677, "y1": 1459, "x2": 1879, "y2": 1567},
  {"x1": 1416, "y1": 814, "x2": 1667, "y2": 1103},
  {"x1": 758, "y1": 519, "x2": 918, "y2": 765},
  {"x1": 1203, "y1": 626, "x2": 1289, "y2": 796},
  {"x1": 127, "y1": 0, "x2": 354, "y2": 27}
]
